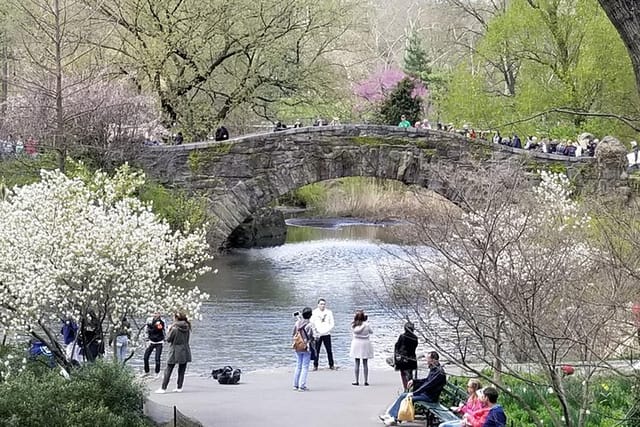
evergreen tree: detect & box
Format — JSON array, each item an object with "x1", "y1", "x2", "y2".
[
  {"x1": 404, "y1": 30, "x2": 431, "y2": 81},
  {"x1": 377, "y1": 78, "x2": 422, "y2": 125}
]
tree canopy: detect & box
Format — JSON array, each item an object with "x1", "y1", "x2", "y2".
[{"x1": 0, "y1": 164, "x2": 211, "y2": 367}]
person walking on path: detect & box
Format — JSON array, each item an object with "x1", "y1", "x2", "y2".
[
  {"x1": 393, "y1": 321, "x2": 418, "y2": 390},
  {"x1": 144, "y1": 312, "x2": 166, "y2": 377},
  {"x1": 350, "y1": 309, "x2": 373, "y2": 386},
  {"x1": 293, "y1": 307, "x2": 315, "y2": 391},
  {"x1": 157, "y1": 313, "x2": 192, "y2": 393},
  {"x1": 311, "y1": 298, "x2": 335, "y2": 370}
]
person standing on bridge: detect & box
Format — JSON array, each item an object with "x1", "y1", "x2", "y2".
[{"x1": 398, "y1": 115, "x2": 411, "y2": 128}]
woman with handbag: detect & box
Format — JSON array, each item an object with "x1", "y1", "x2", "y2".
[{"x1": 394, "y1": 321, "x2": 418, "y2": 390}]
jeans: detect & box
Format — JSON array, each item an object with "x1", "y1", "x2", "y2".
[
  {"x1": 314, "y1": 335, "x2": 334, "y2": 368},
  {"x1": 143, "y1": 343, "x2": 163, "y2": 374},
  {"x1": 162, "y1": 363, "x2": 187, "y2": 390},
  {"x1": 293, "y1": 351, "x2": 311, "y2": 389},
  {"x1": 387, "y1": 392, "x2": 434, "y2": 419},
  {"x1": 115, "y1": 335, "x2": 128, "y2": 362}
]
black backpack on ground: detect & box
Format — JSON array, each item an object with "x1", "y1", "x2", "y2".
[{"x1": 211, "y1": 366, "x2": 241, "y2": 384}]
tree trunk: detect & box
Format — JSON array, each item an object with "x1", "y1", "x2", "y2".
[
  {"x1": 1, "y1": 30, "x2": 7, "y2": 116},
  {"x1": 598, "y1": 0, "x2": 640, "y2": 96}
]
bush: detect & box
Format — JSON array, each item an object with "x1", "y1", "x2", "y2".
[
  {"x1": 0, "y1": 360, "x2": 150, "y2": 427},
  {"x1": 448, "y1": 374, "x2": 638, "y2": 427},
  {"x1": 138, "y1": 181, "x2": 209, "y2": 230}
]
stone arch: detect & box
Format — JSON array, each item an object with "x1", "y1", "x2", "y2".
[{"x1": 136, "y1": 125, "x2": 616, "y2": 250}]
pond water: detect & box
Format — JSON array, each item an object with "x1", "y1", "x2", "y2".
[{"x1": 167, "y1": 219, "x2": 419, "y2": 375}]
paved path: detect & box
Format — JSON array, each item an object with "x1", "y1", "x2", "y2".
[{"x1": 145, "y1": 366, "x2": 427, "y2": 427}]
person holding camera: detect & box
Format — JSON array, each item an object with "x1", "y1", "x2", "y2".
[
  {"x1": 350, "y1": 309, "x2": 373, "y2": 386},
  {"x1": 292, "y1": 307, "x2": 315, "y2": 391},
  {"x1": 311, "y1": 298, "x2": 335, "y2": 370}
]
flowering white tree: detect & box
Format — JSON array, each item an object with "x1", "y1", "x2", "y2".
[
  {"x1": 377, "y1": 162, "x2": 639, "y2": 427},
  {"x1": 0, "y1": 164, "x2": 211, "y2": 368}
]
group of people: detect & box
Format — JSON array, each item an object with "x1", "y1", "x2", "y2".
[
  {"x1": 56, "y1": 310, "x2": 193, "y2": 394},
  {"x1": 492, "y1": 131, "x2": 599, "y2": 157},
  {"x1": 291, "y1": 298, "x2": 375, "y2": 391},
  {"x1": 0, "y1": 135, "x2": 39, "y2": 158},
  {"x1": 145, "y1": 312, "x2": 194, "y2": 394},
  {"x1": 379, "y1": 350, "x2": 507, "y2": 427},
  {"x1": 398, "y1": 115, "x2": 432, "y2": 130}
]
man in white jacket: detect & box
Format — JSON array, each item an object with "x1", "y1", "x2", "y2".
[{"x1": 311, "y1": 298, "x2": 335, "y2": 370}]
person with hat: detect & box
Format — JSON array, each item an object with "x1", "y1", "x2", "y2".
[{"x1": 393, "y1": 321, "x2": 419, "y2": 390}]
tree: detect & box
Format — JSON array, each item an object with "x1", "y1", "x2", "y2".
[
  {"x1": 85, "y1": 0, "x2": 361, "y2": 137},
  {"x1": 6, "y1": 0, "x2": 113, "y2": 170},
  {"x1": 598, "y1": 0, "x2": 640, "y2": 97},
  {"x1": 378, "y1": 77, "x2": 423, "y2": 125},
  {"x1": 375, "y1": 164, "x2": 640, "y2": 427},
  {"x1": 0, "y1": 164, "x2": 211, "y2": 368},
  {"x1": 404, "y1": 29, "x2": 431, "y2": 79},
  {"x1": 440, "y1": 0, "x2": 639, "y2": 137}
]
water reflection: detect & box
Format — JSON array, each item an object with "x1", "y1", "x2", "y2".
[{"x1": 173, "y1": 221, "x2": 417, "y2": 374}]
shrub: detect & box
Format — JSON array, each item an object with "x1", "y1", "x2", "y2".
[
  {"x1": 0, "y1": 360, "x2": 150, "y2": 427},
  {"x1": 138, "y1": 181, "x2": 209, "y2": 230}
]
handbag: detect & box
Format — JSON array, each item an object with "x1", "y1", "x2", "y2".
[{"x1": 397, "y1": 394, "x2": 415, "y2": 421}]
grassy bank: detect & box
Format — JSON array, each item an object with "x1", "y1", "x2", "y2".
[{"x1": 284, "y1": 177, "x2": 447, "y2": 220}]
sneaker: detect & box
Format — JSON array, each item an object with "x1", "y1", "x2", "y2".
[
  {"x1": 329, "y1": 366, "x2": 335, "y2": 370},
  {"x1": 154, "y1": 388, "x2": 166, "y2": 394},
  {"x1": 312, "y1": 366, "x2": 318, "y2": 371},
  {"x1": 298, "y1": 386, "x2": 308, "y2": 392},
  {"x1": 383, "y1": 417, "x2": 397, "y2": 426},
  {"x1": 172, "y1": 388, "x2": 183, "y2": 393},
  {"x1": 293, "y1": 386, "x2": 298, "y2": 391}
]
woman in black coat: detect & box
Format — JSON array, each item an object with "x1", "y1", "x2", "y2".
[{"x1": 393, "y1": 321, "x2": 418, "y2": 390}]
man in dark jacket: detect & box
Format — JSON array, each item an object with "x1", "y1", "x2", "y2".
[
  {"x1": 379, "y1": 351, "x2": 446, "y2": 426},
  {"x1": 143, "y1": 312, "x2": 166, "y2": 377}
]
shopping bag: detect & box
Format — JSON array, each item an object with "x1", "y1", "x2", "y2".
[{"x1": 397, "y1": 394, "x2": 415, "y2": 421}]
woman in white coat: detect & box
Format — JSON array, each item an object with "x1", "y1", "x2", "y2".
[{"x1": 349, "y1": 309, "x2": 373, "y2": 386}]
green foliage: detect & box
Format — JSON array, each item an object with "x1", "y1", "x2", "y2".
[
  {"x1": 0, "y1": 359, "x2": 150, "y2": 427},
  {"x1": 404, "y1": 29, "x2": 431, "y2": 79},
  {"x1": 138, "y1": 181, "x2": 209, "y2": 230},
  {"x1": 438, "y1": 0, "x2": 640, "y2": 138},
  {"x1": 449, "y1": 373, "x2": 639, "y2": 427},
  {"x1": 289, "y1": 183, "x2": 327, "y2": 209},
  {"x1": 378, "y1": 78, "x2": 423, "y2": 125},
  {"x1": 0, "y1": 153, "x2": 59, "y2": 188}
]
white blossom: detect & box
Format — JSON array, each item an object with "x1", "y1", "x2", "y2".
[{"x1": 0, "y1": 166, "x2": 211, "y2": 360}]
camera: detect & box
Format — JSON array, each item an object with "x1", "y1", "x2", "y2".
[{"x1": 293, "y1": 311, "x2": 300, "y2": 317}]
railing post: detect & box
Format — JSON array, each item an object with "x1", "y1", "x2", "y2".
[{"x1": 173, "y1": 405, "x2": 177, "y2": 427}]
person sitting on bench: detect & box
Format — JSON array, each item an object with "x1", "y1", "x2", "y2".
[
  {"x1": 440, "y1": 387, "x2": 507, "y2": 427},
  {"x1": 379, "y1": 351, "x2": 446, "y2": 426}
]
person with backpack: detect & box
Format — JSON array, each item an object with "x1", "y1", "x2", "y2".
[
  {"x1": 292, "y1": 307, "x2": 315, "y2": 391},
  {"x1": 156, "y1": 312, "x2": 192, "y2": 393}
]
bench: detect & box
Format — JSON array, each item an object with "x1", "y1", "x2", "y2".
[
  {"x1": 410, "y1": 382, "x2": 466, "y2": 426},
  {"x1": 414, "y1": 401, "x2": 459, "y2": 426}
]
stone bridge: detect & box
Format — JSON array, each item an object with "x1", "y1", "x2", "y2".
[{"x1": 136, "y1": 125, "x2": 626, "y2": 250}]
